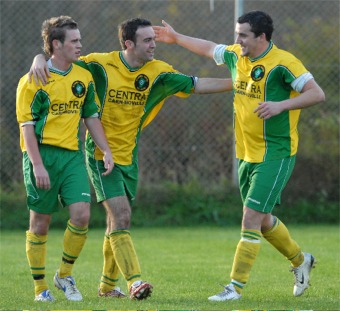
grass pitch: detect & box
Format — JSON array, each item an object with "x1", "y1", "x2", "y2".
[{"x1": 0, "y1": 225, "x2": 339, "y2": 310}]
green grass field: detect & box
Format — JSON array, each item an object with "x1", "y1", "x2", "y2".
[{"x1": 0, "y1": 225, "x2": 339, "y2": 310}]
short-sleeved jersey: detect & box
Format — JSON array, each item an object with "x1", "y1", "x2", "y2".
[
  {"x1": 16, "y1": 64, "x2": 98, "y2": 152},
  {"x1": 79, "y1": 51, "x2": 195, "y2": 165},
  {"x1": 214, "y1": 41, "x2": 309, "y2": 162}
]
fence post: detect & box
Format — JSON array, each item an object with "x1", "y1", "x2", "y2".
[{"x1": 231, "y1": 0, "x2": 244, "y2": 186}]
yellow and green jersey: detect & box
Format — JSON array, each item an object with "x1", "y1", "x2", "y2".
[
  {"x1": 214, "y1": 41, "x2": 310, "y2": 162},
  {"x1": 79, "y1": 51, "x2": 195, "y2": 165},
  {"x1": 16, "y1": 64, "x2": 98, "y2": 152}
]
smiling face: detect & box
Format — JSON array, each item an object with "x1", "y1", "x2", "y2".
[
  {"x1": 131, "y1": 26, "x2": 156, "y2": 63},
  {"x1": 235, "y1": 22, "x2": 267, "y2": 58}
]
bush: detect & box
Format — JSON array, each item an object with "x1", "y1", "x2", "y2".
[{"x1": 1, "y1": 177, "x2": 338, "y2": 230}]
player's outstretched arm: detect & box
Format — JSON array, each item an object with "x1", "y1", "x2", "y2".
[
  {"x1": 194, "y1": 78, "x2": 233, "y2": 94},
  {"x1": 28, "y1": 54, "x2": 50, "y2": 86},
  {"x1": 153, "y1": 20, "x2": 217, "y2": 59}
]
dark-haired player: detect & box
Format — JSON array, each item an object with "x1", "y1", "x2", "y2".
[
  {"x1": 29, "y1": 17, "x2": 232, "y2": 300},
  {"x1": 154, "y1": 10, "x2": 325, "y2": 301}
]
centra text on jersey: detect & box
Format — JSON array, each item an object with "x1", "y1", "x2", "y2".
[
  {"x1": 234, "y1": 80, "x2": 262, "y2": 94},
  {"x1": 108, "y1": 89, "x2": 147, "y2": 101},
  {"x1": 50, "y1": 101, "x2": 83, "y2": 115}
]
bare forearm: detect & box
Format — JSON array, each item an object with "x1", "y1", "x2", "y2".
[
  {"x1": 85, "y1": 117, "x2": 114, "y2": 175},
  {"x1": 22, "y1": 125, "x2": 43, "y2": 165},
  {"x1": 154, "y1": 21, "x2": 217, "y2": 58},
  {"x1": 22, "y1": 124, "x2": 51, "y2": 188},
  {"x1": 195, "y1": 78, "x2": 233, "y2": 94},
  {"x1": 175, "y1": 33, "x2": 217, "y2": 59},
  {"x1": 254, "y1": 80, "x2": 325, "y2": 120},
  {"x1": 84, "y1": 118, "x2": 111, "y2": 154},
  {"x1": 281, "y1": 80, "x2": 325, "y2": 111}
]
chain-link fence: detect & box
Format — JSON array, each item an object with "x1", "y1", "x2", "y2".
[{"x1": 1, "y1": 0, "x2": 339, "y2": 201}]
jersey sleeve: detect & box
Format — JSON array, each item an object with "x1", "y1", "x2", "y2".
[
  {"x1": 213, "y1": 44, "x2": 228, "y2": 65},
  {"x1": 213, "y1": 44, "x2": 239, "y2": 78},
  {"x1": 81, "y1": 80, "x2": 100, "y2": 118},
  {"x1": 291, "y1": 72, "x2": 314, "y2": 92},
  {"x1": 16, "y1": 75, "x2": 43, "y2": 124},
  {"x1": 141, "y1": 72, "x2": 195, "y2": 129},
  {"x1": 278, "y1": 52, "x2": 311, "y2": 90},
  {"x1": 156, "y1": 72, "x2": 195, "y2": 96}
]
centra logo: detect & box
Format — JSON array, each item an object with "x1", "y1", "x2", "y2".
[
  {"x1": 251, "y1": 65, "x2": 265, "y2": 82},
  {"x1": 72, "y1": 81, "x2": 86, "y2": 98},
  {"x1": 134, "y1": 74, "x2": 149, "y2": 91}
]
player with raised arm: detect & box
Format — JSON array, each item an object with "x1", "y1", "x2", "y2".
[
  {"x1": 154, "y1": 11, "x2": 325, "y2": 301},
  {"x1": 28, "y1": 17, "x2": 233, "y2": 300}
]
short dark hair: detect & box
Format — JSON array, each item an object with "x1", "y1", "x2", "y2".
[
  {"x1": 238, "y1": 11, "x2": 274, "y2": 41},
  {"x1": 41, "y1": 15, "x2": 78, "y2": 57},
  {"x1": 118, "y1": 17, "x2": 152, "y2": 50}
]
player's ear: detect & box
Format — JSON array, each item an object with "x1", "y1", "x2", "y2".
[
  {"x1": 52, "y1": 39, "x2": 62, "y2": 50},
  {"x1": 125, "y1": 40, "x2": 135, "y2": 49},
  {"x1": 259, "y1": 32, "x2": 267, "y2": 41}
]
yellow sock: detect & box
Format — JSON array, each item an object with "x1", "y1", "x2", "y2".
[
  {"x1": 230, "y1": 229, "x2": 262, "y2": 293},
  {"x1": 262, "y1": 217, "x2": 303, "y2": 267},
  {"x1": 26, "y1": 231, "x2": 48, "y2": 295},
  {"x1": 99, "y1": 235, "x2": 120, "y2": 293},
  {"x1": 109, "y1": 229, "x2": 141, "y2": 289},
  {"x1": 58, "y1": 220, "x2": 88, "y2": 278}
]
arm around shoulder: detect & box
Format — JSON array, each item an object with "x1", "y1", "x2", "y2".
[{"x1": 28, "y1": 54, "x2": 50, "y2": 86}]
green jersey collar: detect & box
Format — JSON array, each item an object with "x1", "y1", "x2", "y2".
[
  {"x1": 119, "y1": 51, "x2": 149, "y2": 72},
  {"x1": 249, "y1": 40, "x2": 273, "y2": 62}
]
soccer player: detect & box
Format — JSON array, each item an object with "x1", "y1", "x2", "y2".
[
  {"x1": 153, "y1": 11, "x2": 325, "y2": 301},
  {"x1": 28, "y1": 17, "x2": 233, "y2": 300},
  {"x1": 16, "y1": 16, "x2": 113, "y2": 302}
]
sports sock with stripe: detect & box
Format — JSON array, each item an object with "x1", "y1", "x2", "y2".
[
  {"x1": 58, "y1": 220, "x2": 88, "y2": 278},
  {"x1": 99, "y1": 234, "x2": 120, "y2": 293},
  {"x1": 262, "y1": 217, "x2": 303, "y2": 267},
  {"x1": 26, "y1": 231, "x2": 48, "y2": 296},
  {"x1": 109, "y1": 229, "x2": 141, "y2": 289},
  {"x1": 230, "y1": 229, "x2": 262, "y2": 294}
]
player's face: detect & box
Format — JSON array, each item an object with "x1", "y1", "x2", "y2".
[
  {"x1": 132, "y1": 26, "x2": 156, "y2": 63},
  {"x1": 59, "y1": 29, "x2": 82, "y2": 63},
  {"x1": 235, "y1": 23, "x2": 262, "y2": 58}
]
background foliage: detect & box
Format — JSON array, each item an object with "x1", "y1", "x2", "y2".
[{"x1": 0, "y1": 0, "x2": 339, "y2": 228}]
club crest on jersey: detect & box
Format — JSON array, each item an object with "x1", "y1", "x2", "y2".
[
  {"x1": 72, "y1": 81, "x2": 86, "y2": 98},
  {"x1": 251, "y1": 65, "x2": 265, "y2": 81},
  {"x1": 135, "y1": 74, "x2": 149, "y2": 91}
]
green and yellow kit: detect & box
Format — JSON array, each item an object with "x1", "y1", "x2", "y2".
[
  {"x1": 16, "y1": 64, "x2": 98, "y2": 151},
  {"x1": 78, "y1": 51, "x2": 196, "y2": 166},
  {"x1": 214, "y1": 41, "x2": 311, "y2": 163}
]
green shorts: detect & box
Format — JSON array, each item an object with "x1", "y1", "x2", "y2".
[
  {"x1": 238, "y1": 156, "x2": 296, "y2": 213},
  {"x1": 86, "y1": 157, "x2": 138, "y2": 203},
  {"x1": 23, "y1": 145, "x2": 91, "y2": 214}
]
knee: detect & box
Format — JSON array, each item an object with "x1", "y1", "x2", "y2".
[
  {"x1": 242, "y1": 207, "x2": 266, "y2": 230},
  {"x1": 29, "y1": 212, "x2": 51, "y2": 235},
  {"x1": 30, "y1": 221, "x2": 50, "y2": 235},
  {"x1": 112, "y1": 208, "x2": 131, "y2": 229},
  {"x1": 261, "y1": 214, "x2": 275, "y2": 232},
  {"x1": 70, "y1": 203, "x2": 90, "y2": 227},
  {"x1": 116, "y1": 210, "x2": 131, "y2": 228}
]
